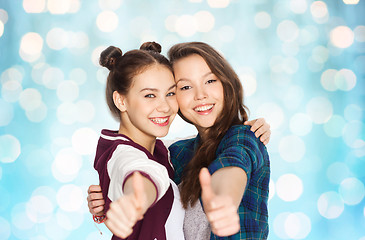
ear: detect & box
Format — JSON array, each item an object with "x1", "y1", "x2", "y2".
[{"x1": 113, "y1": 91, "x2": 127, "y2": 112}]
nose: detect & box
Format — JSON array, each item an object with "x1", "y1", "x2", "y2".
[
  {"x1": 194, "y1": 86, "x2": 207, "y2": 101},
  {"x1": 156, "y1": 97, "x2": 171, "y2": 113}
]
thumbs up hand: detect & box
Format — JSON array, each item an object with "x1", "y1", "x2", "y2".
[
  {"x1": 199, "y1": 168, "x2": 240, "y2": 237},
  {"x1": 105, "y1": 172, "x2": 148, "y2": 238}
]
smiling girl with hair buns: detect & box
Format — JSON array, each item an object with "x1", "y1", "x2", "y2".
[{"x1": 93, "y1": 42, "x2": 184, "y2": 240}]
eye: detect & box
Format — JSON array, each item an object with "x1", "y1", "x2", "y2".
[
  {"x1": 145, "y1": 94, "x2": 155, "y2": 98},
  {"x1": 179, "y1": 85, "x2": 192, "y2": 91},
  {"x1": 166, "y1": 91, "x2": 176, "y2": 97},
  {"x1": 206, "y1": 79, "x2": 217, "y2": 84}
]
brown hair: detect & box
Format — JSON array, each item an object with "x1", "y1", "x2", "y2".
[
  {"x1": 100, "y1": 42, "x2": 172, "y2": 120},
  {"x1": 168, "y1": 42, "x2": 249, "y2": 208}
]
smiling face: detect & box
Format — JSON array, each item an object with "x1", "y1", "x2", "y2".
[
  {"x1": 117, "y1": 64, "x2": 178, "y2": 143},
  {"x1": 173, "y1": 54, "x2": 224, "y2": 134}
]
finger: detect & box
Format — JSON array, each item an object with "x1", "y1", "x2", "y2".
[
  {"x1": 260, "y1": 131, "x2": 271, "y2": 145},
  {"x1": 88, "y1": 185, "x2": 102, "y2": 194},
  {"x1": 206, "y1": 203, "x2": 236, "y2": 222},
  {"x1": 209, "y1": 208, "x2": 239, "y2": 229},
  {"x1": 244, "y1": 119, "x2": 255, "y2": 126},
  {"x1": 108, "y1": 198, "x2": 136, "y2": 229},
  {"x1": 87, "y1": 192, "x2": 104, "y2": 201},
  {"x1": 213, "y1": 221, "x2": 240, "y2": 237},
  {"x1": 105, "y1": 216, "x2": 133, "y2": 239},
  {"x1": 132, "y1": 171, "x2": 144, "y2": 211},
  {"x1": 199, "y1": 168, "x2": 215, "y2": 208},
  {"x1": 90, "y1": 206, "x2": 105, "y2": 215},
  {"x1": 250, "y1": 118, "x2": 264, "y2": 132}
]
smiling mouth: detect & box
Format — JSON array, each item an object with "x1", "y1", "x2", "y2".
[
  {"x1": 150, "y1": 117, "x2": 169, "y2": 126},
  {"x1": 194, "y1": 104, "x2": 214, "y2": 112}
]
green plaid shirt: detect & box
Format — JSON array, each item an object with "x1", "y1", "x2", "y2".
[{"x1": 169, "y1": 125, "x2": 270, "y2": 240}]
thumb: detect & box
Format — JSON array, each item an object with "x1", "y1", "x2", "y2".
[
  {"x1": 132, "y1": 171, "x2": 144, "y2": 211},
  {"x1": 244, "y1": 119, "x2": 254, "y2": 125},
  {"x1": 199, "y1": 168, "x2": 215, "y2": 207}
]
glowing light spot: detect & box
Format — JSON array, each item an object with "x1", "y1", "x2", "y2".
[
  {"x1": 276, "y1": 174, "x2": 303, "y2": 201},
  {"x1": 207, "y1": 0, "x2": 230, "y2": 8},
  {"x1": 52, "y1": 148, "x2": 82, "y2": 182},
  {"x1": 343, "y1": 0, "x2": 360, "y2": 4},
  {"x1": 335, "y1": 68, "x2": 356, "y2": 91},
  {"x1": 283, "y1": 85, "x2": 304, "y2": 110},
  {"x1": 19, "y1": 32, "x2": 43, "y2": 62},
  {"x1": 42, "y1": 67, "x2": 64, "y2": 89},
  {"x1": 44, "y1": 216, "x2": 71, "y2": 239},
  {"x1": 299, "y1": 25, "x2": 319, "y2": 45},
  {"x1": 323, "y1": 115, "x2": 346, "y2": 138},
  {"x1": 279, "y1": 135, "x2": 306, "y2": 162},
  {"x1": 312, "y1": 45, "x2": 329, "y2": 64},
  {"x1": 195, "y1": 11, "x2": 215, "y2": 32},
  {"x1": 1, "y1": 80, "x2": 22, "y2": 102},
  {"x1": 0, "y1": 217, "x2": 11, "y2": 239},
  {"x1": 320, "y1": 69, "x2": 337, "y2": 91},
  {"x1": 283, "y1": 57, "x2": 299, "y2": 74},
  {"x1": 26, "y1": 195, "x2": 54, "y2": 223},
  {"x1": 98, "y1": 0, "x2": 122, "y2": 10},
  {"x1": 0, "y1": 20, "x2": 4, "y2": 38},
  {"x1": 277, "y1": 20, "x2": 299, "y2": 42},
  {"x1": 343, "y1": 120, "x2": 363, "y2": 148},
  {"x1": 57, "y1": 184, "x2": 83, "y2": 212},
  {"x1": 165, "y1": 15, "x2": 178, "y2": 32},
  {"x1": 257, "y1": 102, "x2": 284, "y2": 130},
  {"x1": 354, "y1": 25, "x2": 365, "y2": 42},
  {"x1": 76, "y1": 100, "x2": 95, "y2": 123},
  {"x1": 92, "y1": 46, "x2": 107, "y2": 66},
  {"x1": 284, "y1": 212, "x2": 311, "y2": 239},
  {"x1": 25, "y1": 149, "x2": 53, "y2": 177},
  {"x1": 96, "y1": 11, "x2": 118, "y2": 32},
  {"x1": 310, "y1": 1, "x2": 328, "y2": 23},
  {"x1": 71, "y1": 128, "x2": 98, "y2": 155},
  {"x1": 57, "y1": 102, "x2": 77, "y2": 125},
  {"x1": 129, "y1": 16, "x2": 150, "y2": 38},
  {"x1": 57, "y1": 80, "x2": 79, "y2": 102},
  {"x1": 175, "y1": 15, "x2": 198, "y2": 37},
  {"x1": 269, "y1": 55, "x2": 285, "y2": 73},
  {"x1": 11, "y1": 203, "x2": 35, "y2": 231},
  {"x1": 269, "y1": 179, "x2": 275, "y2": 201},
  {"x1": 306, "y1": 97, "x2": 333, "y2": 124},
  {"x1": 318, "y1": 191, "x2": 344, "y2": 219},
  {"x1": 339, "y1": 177, "x2": 365, "y2": 205},
  {"x1": 25, "y1": 102, "x2": 47, "y2": 123},
  {"x1": 0, "y1": 99, "x2": 13, "y2": 126},
  {"x1": 67, "y1": 31, "x2": 89, "y2": 49},
  {"x1": 47, "y1": 0, "x2": 72, "y2": 14},
  {"x1": 290, "y1": 113, "x2": 313, "y2": 136},
  {"x1": 344, "y1": 104, "x2": 362, "y2": 121},
  {"x1": 330, "y1": 26, "x2": 354, "y2": 48},
  {"x1": 0, "y1": 9, "x2": 9, "y2": 24},
  {"x1": 327, "y1": 162, "x2": 351, "y2": 184},
  {"x1": 218, "y1": 26, "x2": 235, "y2": 42},
  {"x1": 23, "y1": 0, "x2": 46, "y2": 13},
  {"x1": 56, "y1": 209, "x2": 84, "y2": 231},
  {"x1": 273, "y1": 212, "x2": 291, "y2": 239},
  {"x1": 69, "y1": 68, "x2": 87, "y2": 85},
  {"x1": 96, "y1": 68, "x2": 108, "y2": 84},
  {"x1": 254, "y1": 11, "x2": 271, "y2": 29},
  {"x1": 19, "y1": 88, "x2": 42, "y2": 111},
  {"x1": 46, "y1": 28, "x2": 68, "y2": 50},
  {"x1": 290, "y1": 0, "x2": 307, "y2": 14},
  {"x1": 282, "y1": 42, "x2": 299, "y2": 56},
  {"x1": 240, "y1": 73, "x2": 256, "y2": 97}
]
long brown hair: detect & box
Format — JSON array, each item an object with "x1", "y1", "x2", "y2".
[
  {"x1": 168, "y1": 42, "x2": 249, "y2": 208},
  {"x1": 100, "y1": 42, "x2": 172, "y2": 120}
]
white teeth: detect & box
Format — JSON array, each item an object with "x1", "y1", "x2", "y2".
[
  {"x1": 194, "y1": 104, "x2": 213, "y2": 112},
  {"x1": 151, "y1": 117, "x2": 168, "y2": 124}
]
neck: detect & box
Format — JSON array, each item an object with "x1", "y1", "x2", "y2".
[{"x1": 118, "y1": 123, "x2": 156, "y2": 154}]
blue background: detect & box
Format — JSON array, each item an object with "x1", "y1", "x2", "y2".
[{"x1": 0, "y1": 0, "x2": 364, "y2": 239}]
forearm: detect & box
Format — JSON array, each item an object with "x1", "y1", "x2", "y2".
[{"x1": 210, "y1": 166, "x2": 247, "y2": 208}]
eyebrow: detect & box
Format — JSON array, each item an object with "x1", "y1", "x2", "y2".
[
  {"x1": 140, "y1": 84, "x2": 176, "y2": 92},
  {"x1": 176, "y1": 71, "x2": 214, "y2": 84}
]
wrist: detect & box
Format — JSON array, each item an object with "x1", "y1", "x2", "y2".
[{"x1": 93, "y1": 214, "x2": 107, "y2": 224}]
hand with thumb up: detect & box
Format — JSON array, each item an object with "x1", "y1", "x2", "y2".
[
  {"x1": 105, "y1": 171, "x2": 151, "y2": 238},
  {"x1": 200, "y1": 168, "x2": 241, "y2": 237}
]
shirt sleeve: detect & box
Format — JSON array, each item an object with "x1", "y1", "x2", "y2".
[
  {"x1": 208, "y1": 127, "x2": 265, "y2": 184},
  {"x1": 107, "y1": 144, "x2": 170, "y2": 203}
]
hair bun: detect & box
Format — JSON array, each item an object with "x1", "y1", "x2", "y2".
[
  {"x1": 140, "y1": 42, "x2": 162, "y2": 53},
  {"x1": 99, "y1": 46, "x2": 123, "y2": 70}
]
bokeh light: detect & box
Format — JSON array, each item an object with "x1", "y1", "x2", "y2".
[{"x1": 1, "y1": 1, "x2": 364, "y2": 239}]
